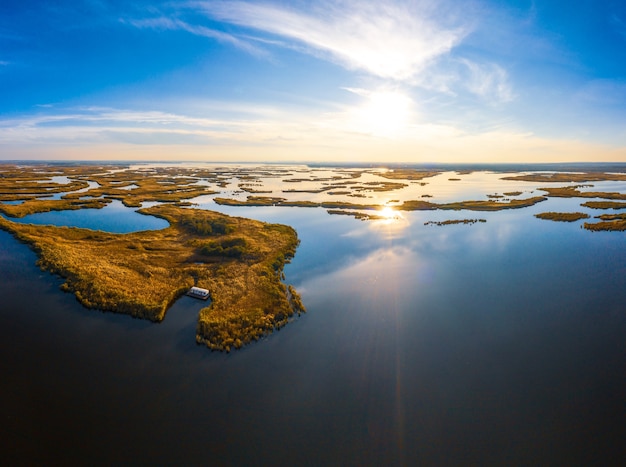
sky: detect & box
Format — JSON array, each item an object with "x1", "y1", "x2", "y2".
[{"x1": 1, "y1": 0, "x2": 626, "y2": 163}]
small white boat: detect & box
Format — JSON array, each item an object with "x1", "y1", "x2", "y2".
[{"x1": 187, "y1": 286, "x2": 210, "y2": 300}]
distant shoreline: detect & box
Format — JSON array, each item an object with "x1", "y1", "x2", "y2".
[{"x1": 4, "y1": 159, "x2": 626, "y2": 174}]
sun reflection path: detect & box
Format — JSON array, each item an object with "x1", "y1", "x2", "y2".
[
  {"x1": 379, "y1": 206, "x2": 401, "y2": 220},
  {"x1": 370, "y1": 206, "x2": 410, "y2": 239}
]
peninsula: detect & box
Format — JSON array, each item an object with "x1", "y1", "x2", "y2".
[{"x1": 0, "y1": 202, "x2": 304, "y2": 352}]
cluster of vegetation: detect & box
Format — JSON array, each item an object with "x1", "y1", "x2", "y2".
[
  {"x1": 354, "y1": 181, "x2": 408, "y2": 192},
  {"x1": 0, "y1": 201, "x2": 304, "y2": 352},
  {"x1": 215, "y1": 196, "x2": 288, "y2": 206},
  {"x1": 0, "y1": 197, "x2": 111, "y2": 218},
  {"x1": 326, "y1": 209, "x2": 388, "y2": 221},
  {"x1": 424, "y1": 219, "x2": 486, "y2": 226},
  {"x1": 584, "y1": 213, "x2": 626, "y2": 231},
  {"x1": 399, "y1": 196, "x2": 547, "y2": 211},
  {"x1": 216, "y1": 195, "x2": 548, "y2": 213},
  {"x1": 287, "y1": 285, "x2": 306, "y2": 314},
  {"x1": 581, "y1": 201, "x2": 626, "y2": 210},
  {"x1": 375, "y1": 169, "x2": 441, "y2": 181},
  {"x1": 181, "y1": 217, "x2": 234, "y2": 236},
  {"x1": 534, "y1": 212, "x2": 590, "y2": 222},
  {"x1": 327, "y1": 190, "x2": 352, "y2": 196},
  {"x1": 283, "y1": 171, "x2": 363, "y2": 183},
  {"x1": 502, "y1": 172, "x2": 626, "y2": 182},
  {"x1": 0, "y1": 164, "x2": 221, "y2": 215},
  {"x1": 238, "y1": 183, "x2": 273, "y2": 194},
  {"x1": 283, "y1": 187, "x2": 333, "y2": 194},
  {"x1": 201, "y1": 237, "x2": 250, "y2": 259},
  {"x1": 540, "y1": 186, "x2": 626, "y2": 200}
]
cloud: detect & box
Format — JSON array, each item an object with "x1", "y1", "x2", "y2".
[
  {"x1": 194, "y1": 0, "x2": 467, "y2": 82},
  {"x1": 0, "y1": 106, "x2": 318, "y2": 147},
  {"x1": 3, "y1": 104, "x2": 624, "y2": 163},
  {"x1": 122, "y1": 1, "x2": 514, "y2": 103},
  {"x1": 459, "y1": 59, "x2": 514, "y2": 103},
  {"x1": 123, "y1": 16, "x2": 268, "y2": 58}
]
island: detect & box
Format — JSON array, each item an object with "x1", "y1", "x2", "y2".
[
  {"x1": 534, "y1": 212, "x2": 590, "y2": 222},
  {"x1": 0, "y1": 203, "x2": 304, "y2": 352}
]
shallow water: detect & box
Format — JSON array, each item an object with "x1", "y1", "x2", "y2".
[
  {"x1": 1, "y1": 174, "x2": 626, "y2": 465},
  {"x1": 7, "y1": 199, "x2": 169, "y2": 233}
]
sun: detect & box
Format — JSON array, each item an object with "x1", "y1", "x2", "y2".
[
  {"x1": 357, "y1": 90, "x2": 412, "y2": 137},
  {"x1": 359, "y1": 91, "x2": 411, "y2": 136}
]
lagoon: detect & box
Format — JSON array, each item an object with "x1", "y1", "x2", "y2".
[
  {"x1": 7, "y1": 199, "x2": 169, "y2": 233},
  {"x1": 1, "y1": 165, "x2": 626, "y2": 465}
]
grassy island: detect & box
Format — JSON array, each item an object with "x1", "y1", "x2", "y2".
[
  {"x1": 375, "y1": 169, "x2": 441, "y2": 181},
  {"x1": 215, "y1": 195, "x2": 547, "y2": 213},
  {"x1": 502, "y1": 172, "x2": 626, "y2": 182},
  {"x1": 424, "y1": 219, "x2": 486, "y2": 226},
  {"x1": 540, "y1": 186, "x2": 626, "y2": 200},
  {"x1": 534, "y1": 212, "x2": 590, "y2": 222},
  {"x1": 0, "y1": 204, "x2": 304, "y2": 352},
  {"x1": 581, "y1": 201, "x2": 626, "y2": 210},
  {"x1": 584, "y1": 213, "x2": 626, "y2": 231}
]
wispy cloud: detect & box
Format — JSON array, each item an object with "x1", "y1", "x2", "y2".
[
  {"x1": 194, "y1": 0, "x2": 467, "y2": 82},
  {"x1": 123, "y1": 16, "x2": 268, "y2": 58},
  {"x1": 0, "y1": 106, "x2": 320, "y2": 146},
  {"x1": 459, "y1": 59, "x2": 514, "y2": 103},
  {"x1": 2, "y1": 105, "x2": 624, "y2": 162},
  {"x1": 121, "y1": 1, "x2": 516, "y2": 103}
]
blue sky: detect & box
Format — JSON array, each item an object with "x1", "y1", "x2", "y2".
[{"x1": 1, "y1": 0, "x2": 626, "y2": 162}]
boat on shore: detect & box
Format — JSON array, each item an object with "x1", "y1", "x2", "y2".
[{"x1": 187, "y1": 286, "x2": 210, "y2": 300}]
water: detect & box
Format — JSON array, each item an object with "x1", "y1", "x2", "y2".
[
  {"x1": 1, "y1": 191, "x2": 625, "y2": 465},
  {"x1": 6, "y1": 199, "x2": 169, "y2": 233}
]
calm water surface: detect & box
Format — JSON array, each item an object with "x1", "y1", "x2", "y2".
[
  {"x1": 1, "y1": 196, "x2": 625, "y2": 465},
  {"x1": 8, "y1": 199, "x2": 169, "y2": 233}
]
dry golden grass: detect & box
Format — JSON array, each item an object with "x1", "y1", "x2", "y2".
[
  {"x1": 534, "y1": 212, "x2": 590, "y2": 222},
  {"x1": 0, "y1": 204, "x2": 303, "y2": 352},
  {"x1": 502, "y1": 172, "x2": 626, "y2": 182},
  {"x1": 0, "y1": 164, "x2": 219, "y2": 212},
  {"x1": 216, "y1": 195, "x2": 547, "y2": 213},
  {"x1": 375, "y1": 169, "x2": 441, "y2": 181},
  {"x1": 0, "y1": 198, "x2": 111, "y2": 218},
  {"x1": 584, "y1": 213, "x2": 626, "y2": 231},
  {"x1": 581, "y1": 201, "x2": 626, "y2": 210},
  {"x1": 424, "y1": 219, "x2": 486, "y2": 226},
  {"x1": 540, "y1": 186, "x2": 626, "y2": 200},
  {"x1": 326, "y1": 209, "x2": 388, "y2": 220}
]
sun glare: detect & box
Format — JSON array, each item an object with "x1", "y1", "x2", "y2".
[
  {"x1": 379, "y1": 206, "x2": 400, "y2": 220},
  {"x1": 356, "y1": 90, "x2": 412, "y2": 137}
]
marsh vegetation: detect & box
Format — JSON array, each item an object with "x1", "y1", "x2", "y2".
[
  {"x1": 215, "y1": 194, "x2": 548, "y2": 213},
  {"x1": 502, "y1": 172, "x2": 626, "y2": 182},
  {"x1": 0, "y1": 202, "x2": 303, "y2": 351},
  {"x1": 424, "y1": 219, "x2": 486, "y2": 226},
  {"x1": 584, "y1": 213, "x2": 626, "y2": 231},
  {"x1": 581, "y1": 201, "x2": 626, "y2": 210},
  {"x1": 534, "y1": 212, "x2": 590, "y2": 222}
]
